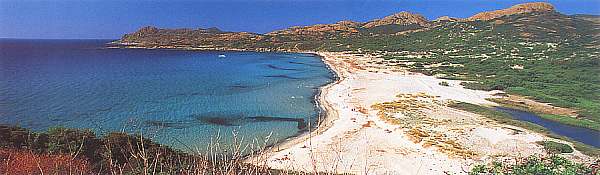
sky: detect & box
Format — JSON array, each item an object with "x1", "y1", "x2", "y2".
[{"x1": 1, "y1": 0, "x2": 599, "y2": 39}]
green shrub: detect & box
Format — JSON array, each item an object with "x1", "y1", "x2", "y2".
[
  {"x1": 460, "y1": 82, "x2": 492, "y2": 91},
  {"x1": 46, "y1": 127, "x2": 101, "y2": 155},
  {"x1": 470, "y1": 155, "x2": 594, "y2": 175},
  {"x1": 0, "y1": 125, "x2": 189, "y2": 173},
  {"x1": 0, "y1": 125, "x2": 279, "y2": 174},
  {"x1": 0, "y1": 125, "x2": 47, "y2": 152},
  {"x1": 537, "y1": 141, "x2": 574, "y2": 154}
]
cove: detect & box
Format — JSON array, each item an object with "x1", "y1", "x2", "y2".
[{"x1": 0, "y1": 39, "x2": 334, "y2": 151}]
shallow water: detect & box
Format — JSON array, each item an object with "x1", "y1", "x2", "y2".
[
  {"x1": 0, "y1": 39, "x2": 333, "y2": 151},
  {"x1": 495, "y1": 107, "x2": 600, "y2": 148}
]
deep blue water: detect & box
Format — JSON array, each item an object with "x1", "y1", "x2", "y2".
[
  {"x1": 495, "y1": 107, "x2": 600, "y2": 148},
  {"x1": 0, "y1": 39, "x2": 333, "y2": 151}
]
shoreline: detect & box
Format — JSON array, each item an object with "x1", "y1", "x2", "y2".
[
  {"x1": 103, "y1": 45, "x2": 586, "y2": 174},
  {"x1": 255, "y1": 52, "x2": 594, "y2": 174},
  {"x1": 251, "y1": 52, "x2": 343, "y2": 155}
]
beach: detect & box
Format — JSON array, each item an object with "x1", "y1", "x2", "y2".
[{"x1": 253, "y1": 52, "x2": 592, "y2": 174}]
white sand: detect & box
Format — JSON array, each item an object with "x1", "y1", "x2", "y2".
[{"x1": 252, "y1": 52, "x2": 590, "y2": 174}]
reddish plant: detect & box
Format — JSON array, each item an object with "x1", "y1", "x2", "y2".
[{"x1": 0, "y1": 148, "x2": 91, "y2": 174}]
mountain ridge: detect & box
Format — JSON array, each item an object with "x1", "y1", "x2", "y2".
[
  {"x1": 114, "y1": 2, "x2": 594, "y2": 52},
  {"x1": 362, "y1": 11, "x2": 430, "y2": 28},
  {"x1": 467, "y1": 2, "x2": 555, "y2": 21}
]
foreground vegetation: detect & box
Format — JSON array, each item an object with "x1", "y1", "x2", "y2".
[
  {"x1": 451, "y1": 102, "x2": 600, "y2": 174},
  {"x1": 470, "y1": 154, "x2": 597, "y2": 175},
  {"x1": 1, "y1": 124, "x2": 597, "y2": 174},
  {"x1": 0, "y1": 125, "x2": 279, "y2": 174}
]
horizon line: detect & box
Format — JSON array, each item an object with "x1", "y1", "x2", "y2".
[{"x1": 0, "y1": 37, "x2": 119, "y2": 40}]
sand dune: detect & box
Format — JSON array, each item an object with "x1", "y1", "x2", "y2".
[{"x1": 252, "y1": 52, "x2": 589, "y2": 174}]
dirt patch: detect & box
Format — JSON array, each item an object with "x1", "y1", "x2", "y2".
[
  {"x1": 343, "y1": 59, "x2": 364, "y2": 70},
  {"x1": 362, "y1": 121, "x2": 375, "y2": 128},
  {"x1": 356, "y1": 106, "x2": 369, "y2": 114}
]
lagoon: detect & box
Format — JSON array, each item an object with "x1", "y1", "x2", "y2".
[{"x1": 495, "y1": 107, "x2": 600, "y2": 148}]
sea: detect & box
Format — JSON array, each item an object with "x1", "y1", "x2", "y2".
[{"x1": 0, "y1": 39, "x2": 334, "y2": 152}]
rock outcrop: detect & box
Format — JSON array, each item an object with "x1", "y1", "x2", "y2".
[
  {"x1": 362, "y1": 11, "x2": 430, "y2": 28},
  {"x1": 433, "y1": 16, "x2": 462, "y2": 22},
  {"x1": 467, "y1": 2, "x2": 555, "y2": 21}
]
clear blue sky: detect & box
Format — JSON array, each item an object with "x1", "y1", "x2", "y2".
[{"x1": 1, "y1": 0, "x2": 599, "y2": 39}]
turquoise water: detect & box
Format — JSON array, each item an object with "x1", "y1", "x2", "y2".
[{"x1": 0, "y1": 39, "x2": 333, "y2": 151}]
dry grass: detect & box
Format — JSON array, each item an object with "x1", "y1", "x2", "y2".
[
  {"x1": 370, "y1": 93, "x2": 478, "y2": 159},
  {"x1": 0, "y1": 124, "x2": 356, "y2": 175}
]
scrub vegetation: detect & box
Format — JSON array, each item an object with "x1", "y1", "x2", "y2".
[
  {"x1": 470, "y1": 155, "x2": 596, "y2": 175},
  {"x1": 0, "y1": 125, "x2": 282, "y2": 174}
]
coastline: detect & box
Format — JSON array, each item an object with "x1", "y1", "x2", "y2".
[
  {"x1": 250, "y1": 52, "x2": 343, "y2": 155},
  {"x1": 254, "y1": 52, "x2": 594, "y2": 174},
  {"x1": 109, "y1": 43, "x2": 599, "y2": 133},
  {"x1": 104, "y1": 45, "x2": 596, "y2": 173},
  {"x1": 4, "y1": 1, "x2": 598, "y2": 172}
]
